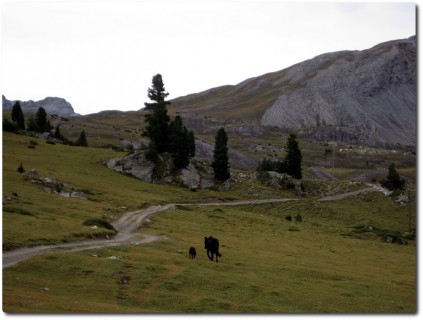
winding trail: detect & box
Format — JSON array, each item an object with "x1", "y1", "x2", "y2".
[
  {"x1": 3, "y1": 186, "x2": 389, "y2": 269},
  {"x1": 3, "y1": 199, "x2": 292, "y2": 269}
]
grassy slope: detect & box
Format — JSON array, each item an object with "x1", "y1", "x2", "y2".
[
  {"x1": 3, "y1": 199, "x2": 416, "y2": 312},
  {"x1": 2, "y1": 132, "x2": 229, "y2": 249},
  {"x1": 2, "y1": 132, "x2": 416, "y2": 313}
]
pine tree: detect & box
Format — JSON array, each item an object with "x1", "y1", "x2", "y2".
[
  {"x1": 145, "y1": 141, "x2": 159, "y2": 163},
  {"x1": 143, "y1": 74, "x2": 171, "y2": 154},
  {"x1": 35, "y1": 107, "x2": 47, "y2": 132},
  {"x1": 75, "y1": 130, "x2": 88, "y2": 146},
  {"x1": 54, "y1": 125, "x2": 62, "y2": 140},
  {"x1": 187, "y1": 130, "x2": 196, "y2": 158},
  {"x1": 381, "y1": 163, "x2": 405, "y2": 191},
  {"x1": 212, "y1": 127, "x2": 230, "y2": 181},
  {"x1": 284, "y1": 133, "x2": 302, "y2": 179},
  {"x1": 26, "y1": 116, "x2": 38, "y2": 132},
  {"x1": 169, "y1": 115, "x2": 189, "y2": 169},
  {"x1": 144, "y1": 74, "x2": 171, "y2": 110},
  {"x1": 11, "y1": 102, "x2": 25, "y2": 130}
]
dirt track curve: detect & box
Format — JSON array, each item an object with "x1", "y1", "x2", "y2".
[{"x1": 3, "y1": 187, "x2": 388, "y2": 269}]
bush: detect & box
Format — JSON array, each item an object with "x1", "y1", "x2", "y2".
[
  {"x1": 83, "y1": 218, "x2": 116, "y2": 231},
  {"x1": 17, "y1": 163, "x2": 25, "y2": 173},
  {"x1": 3, "y1": 119, "x2": 18, "y2": 132}
]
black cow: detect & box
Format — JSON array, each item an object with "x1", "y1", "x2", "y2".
[
  {"x1": 204, "y1": 236, "x2": 222, "y2": 262},
  {"x1": 189, "y1": 246, "x2": 196, "y2": 259}
]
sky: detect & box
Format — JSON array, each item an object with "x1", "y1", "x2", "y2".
[{"x1": 1, "y1": 0, "x2": 416, "y2": 115}]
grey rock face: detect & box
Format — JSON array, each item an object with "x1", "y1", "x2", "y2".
[
  {"x1": 3, "y1": 95, "x2": 78, "y2": 117},
  {"x1": 260, "y1": 37, "x2": 416, "y2": 147},
  {"x1": 172, "y1": 36, "x2": 416, "y2": 148}
]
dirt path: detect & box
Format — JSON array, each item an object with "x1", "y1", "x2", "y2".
[
  {"x1": 3, "y1": 187, "x2": 390, "y2": 269},
  {"x1": 318, "y1": 184, "x2": 391, "y2": 201},
  {"x1": 3, "y1": 200, "x2": 293, "y2": 269}
]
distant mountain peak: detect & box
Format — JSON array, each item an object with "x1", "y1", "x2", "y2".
[{"x1": 2, "y1": 95, "x2": 78, "y2": 117}]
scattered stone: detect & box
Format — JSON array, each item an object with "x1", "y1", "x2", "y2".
[
  {"x1": 25, "y1": 169, "x2": 39, "y2": 180},
  {"x1": 395, "y1": 195, "x2": 409, "y2": 205}
]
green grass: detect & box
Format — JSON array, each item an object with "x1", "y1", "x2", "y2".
[
  {"x1": 2, "y1": 132, "x2": 231, "y2": 249},
  {"x1": 3, "y1": 200, "x2": 416, "y2": 312},
  {"x1": 2, "y1": 131, "x2": 416, "y2": 313}
]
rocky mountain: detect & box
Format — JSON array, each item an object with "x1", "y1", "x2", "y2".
[
  {"x1": 171, "y1": 36, "x2": 416, "y2": 147},
  {"x1": 2, "y1": 95, "x2": 78, "y2": 117}
]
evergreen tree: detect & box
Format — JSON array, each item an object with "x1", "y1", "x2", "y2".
[
  {"x1": 75, "y1": 130, "x2": 88, "y2": 146},
  {"x1": 54, "y1": 124, "x2": 62, "y2": 140},
  {"x1": 144, "y1": 74, "x2": 171, "y2": 110},
  {"x1": 26, "y1": 116, "x2": 38, "y2": 132},
  {"x1": 381, "y1": 163, "x2": 405, "y2": 191},
  {"x1": 11, "y1": 102, "x2": 25, "y2": 130},
  {"x1": 284, "y1": 133, "x2": 302, "y2": 179},
  {"x1": 187, "y1": 130, "x2": 196, "y2": 158},
  {"x1": 3, "y1": 119, "x2": 18, "y2": 132},
  {"x1": 35, "y1": 107, "x2": 47, "y2": 132},
  {"x1": 212, "y1": 127, "x2": 230, "y2": 181},
  {"x1": 143, "y1": 74, "x2": 171, "y2": 154},
  {"x1": 169, "y1": 115, "x2": 189, "y2": 169},
  {"x1": 145, "y1": 141, "x2": 159, "y2": 163}
]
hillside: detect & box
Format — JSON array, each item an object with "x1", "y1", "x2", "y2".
[
  {"x1": 2, "y1": 132, "x2": 417, "y2": 312},
  {"x1": 171, "y1": 36, "x2": 416, "y2": 147}
]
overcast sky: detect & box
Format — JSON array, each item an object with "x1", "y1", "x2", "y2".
[{"x1": 1, "y1": 0, "x2": 416, "y2": 115}]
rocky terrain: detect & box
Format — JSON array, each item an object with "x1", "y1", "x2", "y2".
[
  {"x1": 171, "y1": 36, "x2": 416, "y2": 148},
  {"x1": 2, "y1": 95, "x2": 78, "y2": 117},
  {"x1": 107, "y1": 138, "x2": 259, "y2": 189}
]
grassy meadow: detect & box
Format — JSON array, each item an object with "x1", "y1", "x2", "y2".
[{"x1": 2, "y1": 131, "x2": 416, "y2": 313}]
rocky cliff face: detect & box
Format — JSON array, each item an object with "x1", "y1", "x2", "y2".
[
  {"x1": 260, "y1": 36, "x2": 416, "y2": 147},
  {"x1": 3, "y1": 95, "x2": 78, "y2": 117},
  {"x1": 172, "y1": 36, "x2": 416, "y2": 147}
]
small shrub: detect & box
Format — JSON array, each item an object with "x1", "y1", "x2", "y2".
[
  {"x1": 294, "y1": 214, "x2": 302, "y2": 222},
  {"x1": 3, "y1": 119, "x2": 18, "y2": 132},
  {"x1": 17, "y1": 163, "x2": 25, "y2": 173},
  {"x1": 288, "y1": 226, "x2": 300, "y2": 232},
  {"x1": 286, "y1": 181, "x2": 295, "y2": 189},
  {"x1": 3, "y1": 206, "x2": 37, "y2": 218},
  {"x1": 83, "y1": 218, "x2": 116, "y2": 231}
]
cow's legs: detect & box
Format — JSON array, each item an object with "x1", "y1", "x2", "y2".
[{"x1": 207, "y1": 250, "x2": 213, "y2": 260}]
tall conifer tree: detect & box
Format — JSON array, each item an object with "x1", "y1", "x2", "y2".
[
  {"x1": 143, "y1": 74, "x2": 171, "y2": 154},
  {"x1": 35, "y1": 107, "x2": 47, "y2": 133},
  {"x1": 212, "y1": 127, "x2": 230, "y2": 181},
  {"x1": 11, "y1": 102, "x2": 25, "y2": 130},
  {"x1": 284, "y1": 133, "x2": 302, "y2": 179},
  {"x1": 169, "y1": 115, "x2": 189, "y2": 169}
]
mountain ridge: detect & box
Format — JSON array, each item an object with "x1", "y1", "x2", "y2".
[
  {"x1": 171, "y1": 36, "x2": 416, "y2": 147},
  {"x1": 2, "y1": 95, "x2": 78, "y2": 117}
]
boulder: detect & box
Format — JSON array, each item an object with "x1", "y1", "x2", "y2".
[{"x1": 25, "y1": 169, "x2": 39, "y2": 180}]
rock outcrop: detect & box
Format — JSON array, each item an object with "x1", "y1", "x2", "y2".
[
  {"x1": 107, "y1": 150, "x2": 215, "y2": 190},
  {"x1": 3, "y1": 95, "x2": 78, "y2": 117},
  {"x1": 106, "y1": 137, "x2": 259, "y2": 188},
  {"x1": 260, "y1": 36, "x2": 416, "y2": 147}
]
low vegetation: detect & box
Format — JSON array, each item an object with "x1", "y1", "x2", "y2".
[{"x1": 2, "y1": 116, "x2": 416, "y2": 312}]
